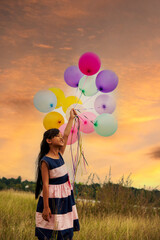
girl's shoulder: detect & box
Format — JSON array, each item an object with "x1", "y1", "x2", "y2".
[
  {"x1": 40, "y1": 153, "x2": 64, "y2": 169},
  {"x1": 40, "y1": 156, "x2": 51, "y2": 169}
]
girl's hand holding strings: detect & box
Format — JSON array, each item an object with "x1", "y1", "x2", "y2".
[
  {"x1": 42, "y1": 207, "x2": 52, "y2": 222},
  {"x1": 70, "y1": 108, "x2": 78, "y2": 120}
]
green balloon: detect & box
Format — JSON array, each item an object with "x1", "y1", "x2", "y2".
[
  {"x1": 94, "y1": 113, "x2": 118, "y2": 136},
  {"x1": 78, "y1": 75, "x2": 98, "y2": 96}
]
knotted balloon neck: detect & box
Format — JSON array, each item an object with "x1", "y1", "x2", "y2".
[
  {"x1": 94, "y1": 121, "x2": 98, "y2": 127},
  {"x1": 87, "y1": 69, "x2": 91, "y2": 74}
]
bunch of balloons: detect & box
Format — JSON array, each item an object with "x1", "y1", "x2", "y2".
[{"x1": 33, "y1": 52, "x2": 119, "y2": 145}]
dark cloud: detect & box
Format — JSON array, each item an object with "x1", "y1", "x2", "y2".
[
  {"x1": 147, "y1": 147, "x2": 160, "y2": 159},
  {"x1": 2, "y1": 96, "x2": 33, "y2": 111}
]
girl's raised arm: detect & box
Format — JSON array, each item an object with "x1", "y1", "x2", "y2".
[{"x1": 60, "y1": 108, "x2": 77, "y2": 155}]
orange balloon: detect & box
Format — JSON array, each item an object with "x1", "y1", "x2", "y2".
[{"x1": 43, "y1": 111, "x2": 65, "y2": 130}]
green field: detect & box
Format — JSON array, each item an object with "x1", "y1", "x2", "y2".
[{"x1": 0, "y1": 189, "x2": 160, "y2": 240}]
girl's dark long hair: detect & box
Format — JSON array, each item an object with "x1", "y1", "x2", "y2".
[{"x1": 35, "y1": 128, "x2": 60, "y2": 199}]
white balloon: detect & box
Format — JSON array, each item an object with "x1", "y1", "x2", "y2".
[
  {"x1": 33, "y1": 90, "x2": 57, "y2": 113},
  {"x1": 78, "y1": 75, "x2": 98, "y2": 96}
]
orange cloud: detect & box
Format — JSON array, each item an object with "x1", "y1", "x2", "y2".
[
  {"x1": 59, "y1": 47, "x2": 72, "y2": 50},
  {"x1": 33, "y1": 43, "x2": 54, "y2": 49}
]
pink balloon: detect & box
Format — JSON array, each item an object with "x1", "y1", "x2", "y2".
[
  {"x1": 79, "y1": 112, "x2": 97, "y2": 133},
  {"x1": 78, "y1": 52, "x2": 101, "y2": 76},
  {"x1": 59, "y1": 123, "x2": 78, "y2": 145}
]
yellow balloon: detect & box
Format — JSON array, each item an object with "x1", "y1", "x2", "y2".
[
  {"x1": 48, "y1": 87, "x2": 65, "y2": 109},
  {"x1": 62, "y1": 96, "x2": 83, "y2": 113},
  {"x1": 43, "y1": 111, "x2": 65, "y2": 130}
]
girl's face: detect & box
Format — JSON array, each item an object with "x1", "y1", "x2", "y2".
[{"x1": 47, "y1": 132, "x2": 64, "y2": 147}]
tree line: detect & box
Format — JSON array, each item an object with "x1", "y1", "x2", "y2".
[{"x1": 0, "y1": 175, "x2": 160, "y2": 208}]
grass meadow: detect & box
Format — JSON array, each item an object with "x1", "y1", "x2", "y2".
[{"x1": 0, "y1": 186, "x2": 160, "y2": 240}]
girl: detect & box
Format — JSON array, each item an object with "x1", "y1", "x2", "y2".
[{"x1": 35, "y1": 108, "x2": 80, "y2": 240}]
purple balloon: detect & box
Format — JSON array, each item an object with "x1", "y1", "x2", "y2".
[
  {"x1": 94, "y1": 94, "x2": 116, "y2": 114},
  {"x1": 96, "y1": 70, "x2": 118, "y2": 93},
  {"x1": 64, "y1": 66, "x2": 84, "y2": 88}
]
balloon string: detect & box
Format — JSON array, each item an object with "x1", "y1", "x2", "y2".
[
  {"x1": 75, "y1": 117, "x2": 81, "y2": 178},
  {"x1": 70, "y1": 122, "x2": 76, "y2": 178},
  {"x1": 82, "y1": 94, "x2": 97, "y2": 106},
  {"x1": 74, "y1": 75, "x2": 88, "y2": 108},
  {"x1": 70, "y1": 117, "x2": 78, "y2": 188},
  {"x1": 72, "y1": 118, "x2": 80, "y2": 187},
  {"x1": 71, "y1": 117, "x2": 80, "y2": 189},
  {"x1": 76, "y1": 113, "x2": 85, "y2": 122},
  {"x1": 75, "y1": 106, "x2": 101, "y2": 111},
  {"x1": 79, "y1": 133, "x2": 88, "y2": 167},
  {"x1": 70, "y1": 116, "x2": 88, "y2": 190},
  {"x1": 76, "y1": 117, "x2": 80, "y2": 165},
  {"x1": 80, "y1": 75, "x2": 88, "y2": 94},
  {"x1": 75, "y1": 107, "x2": 95, "y2": 110},
  {"x1": 73, "y1": 86, "x2": 79, "y2": 104},
  {"x1": 74, "y1": 91, "x2": 83, "y2": 109},
  {"x1": 73, "y1": 118, "x2": 88, "y2": 188},
  {"x1": 75, "y1": 112, "x2": 95, "y2": 125},
  {"x1": 76, "y1": 109, "x2": 95, "y2": 125},
  {"x1": 70, "y1": 118, "x2": 79, "y2": 178}
]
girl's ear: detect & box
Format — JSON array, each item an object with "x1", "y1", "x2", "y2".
[{"x1": 46, "y1": 138, "x2": 52, "y2": 144}]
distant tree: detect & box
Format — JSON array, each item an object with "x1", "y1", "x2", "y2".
[
  {"x1": 1, "y1": 177, "x2": 8, "y2": 185},
  {"x1": 0, "y1": 182, "x2": 7, "y2": 190},
  {"x1": 16, "y1": 176, "x2": 22, "y2": 184}
]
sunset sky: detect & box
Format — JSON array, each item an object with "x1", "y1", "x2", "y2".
[{"x1": 0, "y1": 0, "x2": 160, "y2": 190}]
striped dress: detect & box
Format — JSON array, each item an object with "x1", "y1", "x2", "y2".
[{"x1": 35, "y1": 152, "x2": 80, "y2": 240}]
